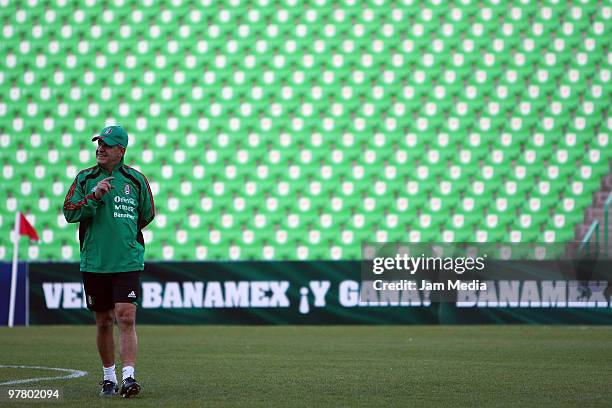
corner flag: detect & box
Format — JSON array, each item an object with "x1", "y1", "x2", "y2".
[
  {"x1": 18, "y1": 213, "x2": 39, "y2": 241},
  {"x1": 9, "y1": 212, "x2": 39, "y2": 327}
]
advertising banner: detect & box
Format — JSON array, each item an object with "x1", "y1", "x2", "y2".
[
  {"x1": 0, "y1": 262, "x2": 28, "y2": 326},
  {"x1": 29, "y1": 261, "x2": 612, "y2": 325}
]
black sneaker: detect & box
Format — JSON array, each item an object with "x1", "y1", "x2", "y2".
[
  {"x1": 99, "y1": 380, "x2": 118, "y2": 397},
  {"x1": 120, "y1": 377, "x2": 141, "y2": 398}
]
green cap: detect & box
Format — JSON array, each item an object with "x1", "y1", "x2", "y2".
[{"x1": 92, "y1": 125, "x2": 129, "y2": 148}]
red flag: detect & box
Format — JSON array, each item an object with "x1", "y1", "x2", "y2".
[{"x1": 19, "y1": 213, "x2": 39, "y2": 241}]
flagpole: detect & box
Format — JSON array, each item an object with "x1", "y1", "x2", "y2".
[{"x1": 8, "y1": 212, "x2": 20, "y2": 327}]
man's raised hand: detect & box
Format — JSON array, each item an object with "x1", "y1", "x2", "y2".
[{"x1": 94, "y1": 177, "x2": 114, "y2": 199}]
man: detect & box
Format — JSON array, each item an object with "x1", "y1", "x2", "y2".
[{"x1": 63, "y1": 125, "x2": 155, "y2": 398}]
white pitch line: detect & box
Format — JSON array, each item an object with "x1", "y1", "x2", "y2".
[{"x1": 0, "y1": 365, "x2": 88, "y2": 385}]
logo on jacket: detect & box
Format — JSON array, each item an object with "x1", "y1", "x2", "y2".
[
  {"x1": 128, "y1": 291, "x2": 137, "y2": 299},
  {"x1": 124, "y1": 184, "x2": 131, "y2": 195}
]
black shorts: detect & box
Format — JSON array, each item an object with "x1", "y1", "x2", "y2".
[{"x1": 82, "y1": 271, "x2": 141, "y2": 312}]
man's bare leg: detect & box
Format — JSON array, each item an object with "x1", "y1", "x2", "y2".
[
  {"x1": 115, "y1": 302, "x2": 140, "y2": 397},
  {"x1": 115, "y1": 302, "x2": 137, "y2": 368},
  {"x1": 94, "y1": 309, "x2": 115, "y2": 367},
  {"x1": 95, "y1": 309, "x2": 119, "y2": 396}
]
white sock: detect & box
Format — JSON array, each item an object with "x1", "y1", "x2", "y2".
[
  {"x1": 122, "y1": 365, "x2": 135, "y2": 381},
  {"x1": 103, "y1": 364, "x2": 117, "y2": 384}
]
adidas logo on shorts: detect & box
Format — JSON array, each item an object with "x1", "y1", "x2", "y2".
[{"x1": 127, "y1": 291, "x2": 136, "y2": 298}]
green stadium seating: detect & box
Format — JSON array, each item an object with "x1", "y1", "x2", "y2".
[{"x1": 0, "y1": 0, "x2": 610, "y2": 261}]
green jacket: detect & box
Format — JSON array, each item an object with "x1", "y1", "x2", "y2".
[{"x1": 63, "y1": 160, "x2": 155, "y2": 272}]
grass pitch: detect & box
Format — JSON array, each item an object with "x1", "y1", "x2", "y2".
[{"x1": 0, "y1": 325, "x2": 611, "y2": 407}]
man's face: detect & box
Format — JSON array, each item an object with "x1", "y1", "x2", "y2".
[{"x1": 96, "y1": 139, "x2": 125, "y2": 167}]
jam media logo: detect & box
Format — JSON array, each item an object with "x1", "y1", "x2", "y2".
[{"x1": 124, "y1": 183, "x2": 131, "y2": 195}]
